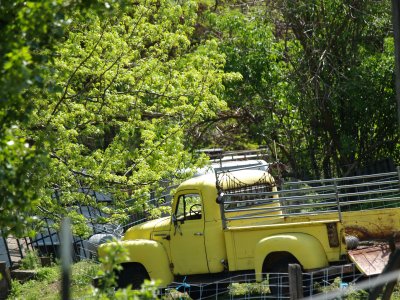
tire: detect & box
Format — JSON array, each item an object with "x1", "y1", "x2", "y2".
[
  {"x1": 267, "y1": 257, "x2": 294, "y2": 297},
  {"x1": 116, "y1": 263, "x2": 150, "y2": 289},
  {"x1": 264, "y1": 255, "x2": 309, "y2": 297}
]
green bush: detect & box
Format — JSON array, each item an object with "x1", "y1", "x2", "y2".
[
  {"x1": 36, "y1": 267, "x2": 59, "y2": 281},
  {"x1": 20, "y1": 250, "x2": 41, "y2": 270}
]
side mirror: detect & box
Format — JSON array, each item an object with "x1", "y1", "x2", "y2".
[
  {"x1": 216, "y1": 192, "x2": 225, "y2": 204},
  {"x1": 172, "y1": 213, "x2": 177, "y2": 225}
]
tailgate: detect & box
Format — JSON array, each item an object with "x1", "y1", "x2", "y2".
[{"x1": 348, "y1": 243, "x2": 392, "y2": 276}]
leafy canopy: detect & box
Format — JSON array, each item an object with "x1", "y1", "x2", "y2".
[{"x1": 1, "y1": 0, "x2": 238, "y2": 235}]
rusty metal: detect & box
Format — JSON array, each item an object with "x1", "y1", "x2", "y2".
[
  {"x1": 348, "y1": 243, "x2": 392, "y2": 276},
  {"x1": 345, "y1": 225, "x2": 400, "y2": 241},
  {"x1": 326, "y1": 222, "x2": 339, "y2": 247}
]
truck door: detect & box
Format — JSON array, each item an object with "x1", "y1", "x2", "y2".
[{"x1": 170, "y1": 191, "x2": 209, "y2": 275}]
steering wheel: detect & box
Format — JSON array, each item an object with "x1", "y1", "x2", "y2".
[{"x1": 189, "y1": 204, "x2": 202, "y2": 216}]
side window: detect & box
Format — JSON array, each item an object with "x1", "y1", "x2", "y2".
[
  {"x1": 176, "y1": 195, "x2": 186, "y2": 219},
  {"x1": 223, "y1": 184, "x2": 275, "y2": 209},
  {"x1": 175, "y1": 193, "x2": 202, "y2": 220}
]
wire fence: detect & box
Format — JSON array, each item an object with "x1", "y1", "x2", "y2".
[
  {"x1": 161, "y1": 267, "x2": 363, "y2": 299},
  {"x1": 160, "y1": 263, "x2": 399, "y2": 299}
]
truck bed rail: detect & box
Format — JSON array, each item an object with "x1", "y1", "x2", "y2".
[{"x1": 216, "y1": 168, "x2": 400, "y2": 228}]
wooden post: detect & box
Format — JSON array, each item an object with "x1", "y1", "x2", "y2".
[
  {"x1": 40, "y1": 257, "x2": 52, "y2": 267},
  {"x1": 369, "y1": 248, "x2": 400, "y2": 300},
  {"x1": 0, "y1": 261, "x2": 11, "y2": 300},
  {"x1": 288, "y1": 263, "x2": 303, "y2": 300}
]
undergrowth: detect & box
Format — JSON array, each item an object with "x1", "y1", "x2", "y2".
[{"x1": 9, "y1": 260, "x2": 99, "y2": 300}]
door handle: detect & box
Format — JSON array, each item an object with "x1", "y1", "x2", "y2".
[
  {"x1": 153, "y1": 233, "x2": 171, "y2": 240},
  {"x1": 194, "y1": 232, "x2": 203, "y2": 236}
]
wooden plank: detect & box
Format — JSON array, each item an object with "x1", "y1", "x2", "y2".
[{"x1": 288, "y1": 263, "x2": 303, "y2": 300}]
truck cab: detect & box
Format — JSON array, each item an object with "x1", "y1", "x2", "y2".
[{"x1": 121, "y1": 173, "x2": 226, "y2": 279}]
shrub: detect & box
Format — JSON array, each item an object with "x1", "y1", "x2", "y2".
[{"x1": 20, "y1": 250, "x2": 41, "y2": 270}]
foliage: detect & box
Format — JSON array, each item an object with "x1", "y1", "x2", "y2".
[
  {"x1": 229, "y1": 281, "x2": 270, "y2": 296},
  {"x1": 0, "y1": 0, "x2": 57, "y2": 236},
  {"x1": 199, "y1": 7, "x2": 301, "y2": 159},
  {"x1": 92, "y1": 240, "x2": 162, "y2": 299},
  {"x1": 0, "y1": 0, "x2": 128, "y2": 236},
  {"x1": 196, "y1": 1, "x2": 399, "y2": 179},
  {"x1": 35, "y1": 0, "x2": 226, "y2": 204},
  {"x1": 35, "y1": 266, "x2": 60, "y2": 282},
  {"x1": 71, "y1": 260, "x2": 100, "y2": 287},
  {"x1": 10, "y1": 257, "x2": 162, "y2": 300},
  {"x1": 20, "y1": 249, "x2": 41, "y2": 270},
  {"x1": 316, "y1": 277, "x2": 370, "y2": 299},
  {"x1": 1, "y1": 0, "x2": 399, "y2": 238},
  {"x1": 10, "y1": 260, "x2": 99, "y2": 299},
  {"x1": 1, "y1": 0, "x2": 235, "y2": 236},
  {"x1": 113, "y1": 280, "x2": 160, "y2": 300},
  {"x1": 96, "y1": 240, "x2": 129, "y2": 296},
  {"x1": 268, "y1": 0, "x2": 399, "y2": 178},
  {"x1": 10, "y1": 265, "x2": 60, "y2": 300},
  {"x1": 71, "y1": 260, "x2": 103, "y2": 299}
]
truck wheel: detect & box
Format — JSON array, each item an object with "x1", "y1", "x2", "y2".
[
  {"x1": 116, "y1": 263, "x2": 150, "y2": 289},
  {"x1": 267, "y1": 258, "x2": 312, "y2": 297},
  {"x1": 267, "y1": 257, "x2": 293, "y2": 297}
]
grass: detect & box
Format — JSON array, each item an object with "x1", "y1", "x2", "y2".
[
  {"x1": 9, "y1": 269, "x2": 400, "y2": 299},
  {"x1": 19, "y1": 249, "x2": 41, "y2": 270},
  {"x1": 9, "y1": 260, "x2": 100, "y2": 300}
]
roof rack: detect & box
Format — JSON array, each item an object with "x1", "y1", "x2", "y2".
[{"x1": 198, "y1": 148, "x2": 270, "y2": 163}]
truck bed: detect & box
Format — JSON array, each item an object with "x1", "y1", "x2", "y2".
[
  {"x1": 218, "y1": 169, "x2": 400, "y2": 230},
  {"x1": 218, "y1": 169, "x2": 400, "y2": 275}
]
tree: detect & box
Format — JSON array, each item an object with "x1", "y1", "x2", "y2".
[
  {"x1": 274, "y1": 0, "x2": 399, "y2": 177},
  {"x1": 197, "y1": 1, "x2": 399, "y2": 179},
  {"x1": 10, "y1": 0, "x2": 236, "y2": 235},
  {"x1": 0, "y1": 0, "x2": 71, "y2": 236},
  {"x1": 201, "y1": 8, "x2": 304, "y2": 170},
  {"x1": 0, "y1": 0, "x2": 239, "y2": 236}
]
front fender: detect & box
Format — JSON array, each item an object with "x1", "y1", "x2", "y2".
[
  {"x1": 98, "y1": 239, "x2": 174, "y2": 287},
  {"x1": 254, "y1": 233, "x2": 329, "y2": 282}
]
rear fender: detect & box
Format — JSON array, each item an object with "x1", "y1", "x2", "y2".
[
  {"x1": 254, "y1": 233, "x2": 328, "y2": 282},
  {"x1": 99, "y1": 239, "x2": 173, "y2": 287}
]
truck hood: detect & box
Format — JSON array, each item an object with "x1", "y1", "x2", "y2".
[{"x1": 123, "y1": 216, "x2": 171, "y2": 241}]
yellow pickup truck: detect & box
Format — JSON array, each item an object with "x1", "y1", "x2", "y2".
[{"x1": 99, "y1": 166, "x2": 400, "y2": 294}]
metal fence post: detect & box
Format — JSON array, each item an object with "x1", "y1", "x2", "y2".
[
  {"x1": 397, "y1": 166, "x2": 400, "y2": 190},
  {"x1": 2, "y1": 237, "x2": 12, "y2": 269},
  {"x1": 334, "y1": 180, "x2": 342, "y2": 222},
  {"x1": 61, "y1": 218, "x2": 72, "y2": 300}
]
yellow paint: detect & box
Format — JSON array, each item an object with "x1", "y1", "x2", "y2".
[
  {"x1": 98, "y1": 239, "x2": 174, "y2": 288},
  {"x1": 254, "y1": 233, "x2": 329, "y2": 282},
  {"x1": 123, "y1": 216, "x2": 170, "y2": 241},
  {"x1": 204, "y1": 219, "x2": 227, "y2": 273},
  {"x1": 169, "y1": 190, "x2": 209, "y2": 275},
  {"x1": 98, "y1": 169, "x2": 400, "y2": 288}
]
